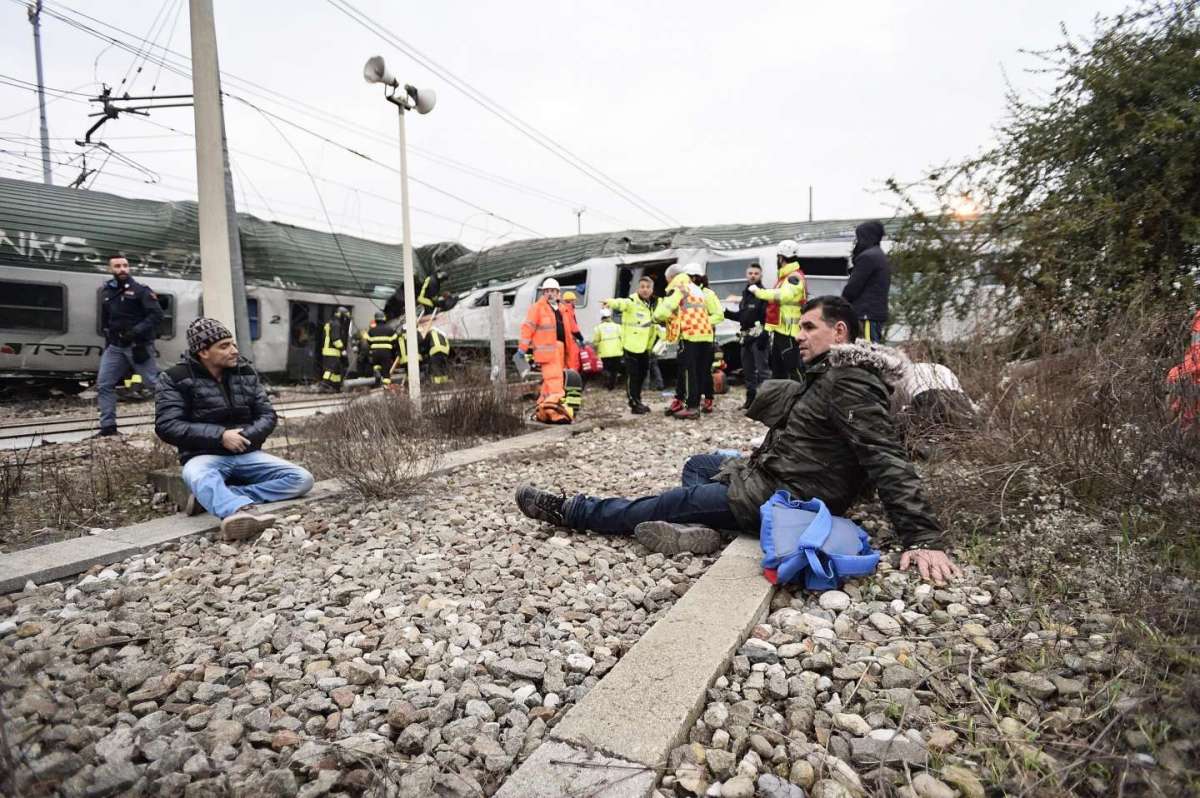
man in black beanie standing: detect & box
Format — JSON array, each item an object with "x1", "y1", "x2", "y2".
[{"x1": 155, "y1": 317, "x2": 314, "y2": 541}]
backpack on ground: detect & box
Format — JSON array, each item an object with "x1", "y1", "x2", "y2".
[
  {"x1": 759, "y1": 490, "x2": 880, "y2": 590},
  {"x1": 534, "y1": 396, "x2": 573, "y2": 424}
]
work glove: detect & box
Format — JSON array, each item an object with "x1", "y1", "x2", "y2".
[
  {"x1": 334, "y1": 341, "x2": 344, "y2": 350},
  {"x1": 573, "y1": 333, "x2": 585, "y2": 347},
  {"x1": 131, "y1": 344, "x2": 151, "y2": 364}
]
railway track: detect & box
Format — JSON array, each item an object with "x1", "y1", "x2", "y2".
[{"x1": 0, "y1": 396, "x2": 351, "y2": 450}]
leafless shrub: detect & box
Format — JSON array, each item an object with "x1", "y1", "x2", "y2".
[
  {"x1": 306, "y1": 393, "x2": 453, "y2": 500},
  {"x1": 911, "y1": 305, "x2": 1197, "y2": 532},
  {"x1": 423, "y1": 367, "x2": 527, "y2": 440}
]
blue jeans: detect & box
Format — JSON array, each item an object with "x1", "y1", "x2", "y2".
[
  {"x1": 181, "y1": 450, "x2": 314, "y2": 519},
  {"x1": 97, "y1": 344, "x2": 160, "y2": 430},
  {"x1": 566, "y1": 454, "x2": 742, "y2": 534}
]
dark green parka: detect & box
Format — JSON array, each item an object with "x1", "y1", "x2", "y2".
[{"x1": 715, "y1": 343, "x2": 943, "y2": 549}]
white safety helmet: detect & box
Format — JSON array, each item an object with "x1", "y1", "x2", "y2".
[
  {"x1": 600, "y1": 307, "x2": 613, "y2": 318},
  {"x1": 776, "y1": 239, "x2": 801, "y2": 259},
  {"x1": 683, "y1": 263, "x2": 704, "y2": 277},
  {"x1": 539, "y1": 277, "x2": 561, "y2": 291}
]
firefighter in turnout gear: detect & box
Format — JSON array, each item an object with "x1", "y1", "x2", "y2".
[
  {"x1": 319, "y1": 306, "x2": 353, "y2": 392},
  {"x1": 417, "y1": 316, "x2": 452, "y2": 385},
  {"x1": 603, "y1": 275, "x2": 660, "y2": 414},
  {"x1": 752, "y1": 239, "x2": 807, "y2": 379},
  {"x1": 417, "y1": 269, "x2": 449, "y2": 314},
  {"x1": 364, "y1": 311, "x2": 400, "y2": 386},
  {"x1": 592, "y1": 307, "x2": 624, "y2": 390},
  {"x1": 655, "y1": 264, "x2": 716, "y2": 419}
]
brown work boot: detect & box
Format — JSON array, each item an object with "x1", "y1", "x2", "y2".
[
  {"x1": 219, "y1": 505, "x2": 278, "y2": 542},
  {"x1": 634, "y1": 521, "x2": 722, "y2": 556}
]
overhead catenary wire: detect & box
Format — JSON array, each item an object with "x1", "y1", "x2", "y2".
[
  {"x1": 14, "y1": 0, "x2": 632, "y2": 229},
  {"x1": 325, "y1": 0, "x2": 682, "y2": 228}
]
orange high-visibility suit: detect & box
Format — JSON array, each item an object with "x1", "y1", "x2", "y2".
[
  {"x1": 1167, "y1": 310, "x2": 1200, "y2": 429},
  {"x1": 519, "y1": 298, "x2": 577, "y2": 402},
  {"x1": 561, "y1": 300, "x2": 583, "y2": 372}
]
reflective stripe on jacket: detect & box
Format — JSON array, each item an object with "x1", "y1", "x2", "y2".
[
  {"x1": 592, "y1": 321, "x2": 624, "y2": 358},
  {"x1": 759, "y1": 261, "x2": 807, "y2": 335},
  {"x1": 519, "y1": 297, "x2": 571, "y2": 364},
  {"x1": 606, "y1": 295, "x2": 659, "y2": 354},
  {"x1": 655, "y1": 274, "x2": 714, "y2": 343},
  {"x1": 322, "y1": 319, "x2": 350, "y2": 357}
]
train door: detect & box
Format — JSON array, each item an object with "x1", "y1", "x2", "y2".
[{"x1": 286, "y1": 301, "x2": 340, "y2": 381}]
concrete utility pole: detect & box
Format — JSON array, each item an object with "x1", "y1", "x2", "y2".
[
  {"x1": 28, "y1": 1, "x2": 52, "y2": 185},
  {"x1": 488, "y1": 291, "x2": 505, "y2": 398},
  {"x1": 189, "y1": 0, "x2": 251, "y2": 353}
]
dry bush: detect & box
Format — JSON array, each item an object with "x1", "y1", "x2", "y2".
[
  {"x1": 1, "y1": 438, "x2": 178, "y2": 551},
  {"x1": 912, "y1": 306, "x2": 1198, "y2": 535},
  {"x1": 423, "y1": 367, "x2": 527, "y2": 440},
  {"x1": 306, "y1": 393, "x2": 453, "y2": 500}
]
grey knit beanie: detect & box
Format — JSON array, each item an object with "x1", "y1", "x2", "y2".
[{"x1": 187, "y1": 317, "x2": 233, "y2": 354}]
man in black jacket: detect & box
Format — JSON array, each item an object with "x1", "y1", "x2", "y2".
[
  {"x1": 841, "y1": 220, "x2": 891, "y2": 343},
  {"x1": 514, "y1": 296, "x2": 962, "y2": 584},
  {"x1": 156, "y1": 318, "x2": 314, "y2": 541},
  {"x1": 724, "y1": 262, "x2": 770, "y2": 409},
  {"x1": 96, "y1": 255, "x2": 164, "y2": 436}
]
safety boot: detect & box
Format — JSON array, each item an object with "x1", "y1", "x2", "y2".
[
  {"x1": 674, "y1": 407, "x2": 700, "y2": 420},
  {"x1": 701, "y1": 398, "x2": 714, "y2": 414},
  {"x1": 634, "y1": 521, "x2": 722, "y2": 556},
  {"x1": 664, "y1": 398, "x2": 684, "y2": 416},
  {"x1": 515, "y1": 485, "x2": 574, "y2": 527}
]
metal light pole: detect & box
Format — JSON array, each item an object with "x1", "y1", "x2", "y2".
[
  {"x1": 27, "y1": 0, "x2": 52, "y2": 185},
  {"x1": 363, "y1": 56, "x2": 436, "y2": 409}
]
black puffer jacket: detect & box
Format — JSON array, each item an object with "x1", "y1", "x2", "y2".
[
  {"x1": 154, "y1": 356, "x2": 277, "y2": 464},
  {"x1": 842, "y1": 220, "x2": 891, "y2": 322},
  {"x1": 715, "y1": 343, "x2": 943, "y2": 549}
]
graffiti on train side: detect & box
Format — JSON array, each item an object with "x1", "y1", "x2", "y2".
[{"x1": 0, "y1": 228, "x2": 200, "y2": 275}]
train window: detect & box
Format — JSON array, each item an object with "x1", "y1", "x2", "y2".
[
  {"x1": 197, "y1": 296, "x2": 263, "y2": 340},
  {"x1": 248, "y1": 297, "x2": 261, "y2": 340},
  {"x1": 0, "y1": 281, "x2": 66, "y2": 332},
  {"x1": 553, "y1": 269, "x2": 588, "y2": 307},
  {"x1": 706, "y1": 258, "x2": 757, "y2": 300},
  {"x1": 472, "y1": 290, "x2": 516, "y2": 307},
  {"x1": 156, "y1": 294, "x2": 175, "y2": 339}
]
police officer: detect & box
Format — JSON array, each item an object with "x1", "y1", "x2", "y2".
[
  {"x1": 319, "y1": 306, "x2": 353, "y2": 392},
  {"x1": 96, "y1": 254, "x2": 164, "y2": 436},
  {"x1": 724, "y1": 262, "x2": 770, "y2": 409},
  {"x1": 364, "y1": 311, "x2": 400, "y2": 386}
]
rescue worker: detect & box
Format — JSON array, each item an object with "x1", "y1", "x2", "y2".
[
  {"x1": 417, "y1": 269, "x2": 449, "y2": 314},
  {"x1": 1167, "y1": 309, "x2": 1200, "y2": 429},
  {"x1": 364, "y1": 311, "x2": 400, "y2": 386},
  {"x1": 603, "y1": 275, "x2": 660, "y2": 414},
  {"x1": 655, "y1": 263, "x2": 715, "y2": 420},
  {"x1": 417, "y1": 316, "x2": 452, "y2": 385},
  {"x1": 591, "y1": 307, "x2": 625, "y2": 390},
  {"x1": 697, "y1": 272, "x2": 725, "y2": 414},
  {"x1": 517, "y1": 278, "x2": 573, "y2": 406},
  {"x1": 561, "y1": 289, "x2": 585, "y2": 373},
  {"x1": 842, "y1": 220, "x2": 891, "y2": 343},
  {"x1": 724, "y1": 262, "x2": 770, "y2": 409},
  {"x1": 319, "y1": 306, "x2": 353, "y2": 393},
  {"x1": 751, "y1": 239, "x2": 807, "y2": 379},
  {"x1": 96, "y1": 254, "x2": 164, "y2": 436}
]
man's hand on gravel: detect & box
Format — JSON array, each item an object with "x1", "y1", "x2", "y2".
[{"x1": 900, "y1": 549, "x2": 962, "y2": 584}]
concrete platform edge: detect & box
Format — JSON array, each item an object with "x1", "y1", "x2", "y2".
[{"x1": 499, "y1": 536, "x2": 775, "y2": 793}]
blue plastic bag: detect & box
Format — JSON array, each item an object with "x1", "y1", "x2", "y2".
[{"x1": 759, "y1": 490, "x2": 881, "y2": 590}]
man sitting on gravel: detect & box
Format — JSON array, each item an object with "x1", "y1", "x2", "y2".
[
  {"x1": 155, "y1": 318, "x2": 314, "y2": 541},
  {"x1": 515, "y1": 296, "x2": 962, "y2": 584}
]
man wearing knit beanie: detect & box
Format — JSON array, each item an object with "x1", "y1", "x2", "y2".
[{"x1": 154, "y1": 318, "x2": 314, "y2": 541}]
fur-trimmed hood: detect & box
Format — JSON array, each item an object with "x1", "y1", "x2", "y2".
[{"x1": 826, "y1": 342, "x2": 911, "y2": 387}]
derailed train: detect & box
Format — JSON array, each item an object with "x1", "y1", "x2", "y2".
[{"x1": 2, "y1": 176, "x2": 887, "y2": 389}]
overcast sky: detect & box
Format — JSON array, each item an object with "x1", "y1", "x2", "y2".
[{"x1": 0, "y1": 0, "x2": 1129, "y2": 250}]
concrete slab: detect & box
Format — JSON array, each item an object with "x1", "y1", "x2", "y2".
[
  {"x1": 494, "y1": 741, "x2": 657, "y2": 798},
  {"x1": 548, "y1": 536, "x2": 773, "y2": 767},
  {"x1": 1, "y1": 426, "x2": 572, "y2": 594}
]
